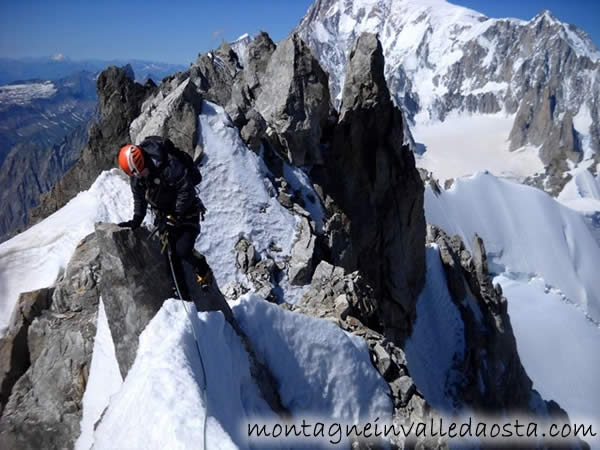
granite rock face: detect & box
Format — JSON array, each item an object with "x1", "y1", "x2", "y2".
[
  {"x1": 190, "y1": 42, "x2": 243, "y2": 109},
  {"x1": 0, "y1": 232, "x2": 102, "y2": 449},
  {"x1": 234, "y1": 237, "x2": 279, "y2": 301},
  {"x1": 30, "y1": 66, "x2": 153, "y2": 224},
  {"x1": 288, "y1": 217, "x2": 317, "y2": 285},
  {"x1": 130, "y1": 76, "x2": 203, "y2": 155},
  {"x1": 426, "y1": 225, "x2": 537, "y2": 411},
  {"x1": 317, "y1": 33, "x2": 426, "y2": 340},
  {"x1": 253, "y1": 33, "x2": 333, "y2": 166},
  {"x1": 0, "y1": 288, "x2": 53, "y2": 415}
]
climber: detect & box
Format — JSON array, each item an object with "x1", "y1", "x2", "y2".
[{"x1": 116, "y1": 136, "x2": 212, "y2": 298}]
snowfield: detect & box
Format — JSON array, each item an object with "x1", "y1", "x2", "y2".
[
  {"x1": 425, "y1": 172, "x2": 600, "y2": 323},
  {"x1": 424, "y1": 172, "x2": 600, "y2": 430},
  {"x1": 413, "y1": 112, "x2": 545, "y2": 183}
]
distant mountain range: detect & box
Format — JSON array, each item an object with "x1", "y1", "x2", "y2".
[{"x1": 0, "y1": 57, "x2": 187, "y2": 85}]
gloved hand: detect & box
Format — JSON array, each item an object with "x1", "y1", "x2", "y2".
[{"x1": 118, "y1": 215, "x2": 143, "y2": 230}]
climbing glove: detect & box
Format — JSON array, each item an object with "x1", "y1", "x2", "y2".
[{"x1": 118, "y1": 215, "x2": 143, "y2": 230}]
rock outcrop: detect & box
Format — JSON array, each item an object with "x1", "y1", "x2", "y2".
[
  {"x1": 234, "y1": 237, "x2": 280, "y2": 302},
  {"x1": 190, "y1": 42, "x2": 243, "y2": 108},
  {"x1": 509, "y1": 84, "x2": 583, "y2": 194},
  {"x1": 317, "y1": 33, "x2": 426, "y2": 341},
  {"x1": 288, "y1": 217, "x2": 317, "y2": 285},
  {"x1": 426, "y1": 225, "x2": 536, "y2": 411},
  {"x1": 0, "y1": 288, "x2": 53, "y2": 415},
  {"x1": 192, "y1": 32, "x2": 335, "y2": 166},
  {"x1": 253, "y1": 33, "x2": 333, "y2": 166},
  {"x1": 29, "y1": 66, "x2": 153, "y2": 224},
  {"x1": 0, "y1": 232, "x2": 103, "y2": 449},
  {"x1": 130, "y1": 75, "x2": 203, "y2": 155}
]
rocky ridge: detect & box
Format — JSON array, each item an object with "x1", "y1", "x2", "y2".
[
  {"x1": 0, "y1": 27, "x2": 583, "y2": 449},
  {"x1": 286, "y1": 260, "x2": 446, "y2": 449}
]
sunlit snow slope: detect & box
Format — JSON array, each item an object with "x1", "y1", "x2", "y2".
[
  {"x1": 424, "y1": 172, "x2": 600, "y2": 427},
  {"x1": 425, "y1": 172, "x2": 600, "y2": 323}
]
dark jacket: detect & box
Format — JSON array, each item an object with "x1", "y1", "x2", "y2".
[{"x1": 131, "y1": 136, "x2": 200, "y2": 219}]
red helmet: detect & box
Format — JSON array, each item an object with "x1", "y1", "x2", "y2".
[{"x1": 118, "y1": 144, "x2": 147, "y2": 177}]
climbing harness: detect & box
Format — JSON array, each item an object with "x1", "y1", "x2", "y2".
[{"x1": 162, "y1": 231, "x2": 210, "y2": 448}]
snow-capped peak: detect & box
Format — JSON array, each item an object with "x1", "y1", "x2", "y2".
[
  {"x1": 296, "y1": 0, "x2": 600, "y2": 188},
  {"x1": 233, "y1": 33, "x2": 250, "y2": 43},
  {"x1": 230, "y1": 33, "x2": 253, "y2": 67}
]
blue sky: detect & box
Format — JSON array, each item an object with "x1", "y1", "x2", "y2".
[{"x1": 0, "y1": 0, "x2": 598, "y2": 64}]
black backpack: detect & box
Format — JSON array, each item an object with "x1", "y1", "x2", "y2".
[
  {"x1": 162, "y1": 138, "x2": 202, "y2": 186},
  {"x1": 142, "y1": 136, "x2": 202, "y2": 186}
]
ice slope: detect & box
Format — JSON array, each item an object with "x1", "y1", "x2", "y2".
[
  {"x1": 232, "y1": 294, "x2": 392, "y2": 423},
  {"x1": 424, "y1": 172, "x2": 600, "y2": 323},
  {"x1": 404, "y1": 245, "x2": 465, "y2": 413},
  {"x1": 496, "y1": 274, "x2": 600, "y2": 427},
  {"x1": 196, "y1": 102, "x2": 299, "y2": 289},
  {"x1": 0, "y1": 169, "x2": 133, "y2": 335}
]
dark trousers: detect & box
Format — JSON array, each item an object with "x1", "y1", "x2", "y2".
[{"x1": 164, "y1": 224, "x2": 209, "y2": 300}]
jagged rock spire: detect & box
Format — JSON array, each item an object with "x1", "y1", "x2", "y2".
[{"x1": 321, "y1": 33, "x2": 426, "y2": 341}]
